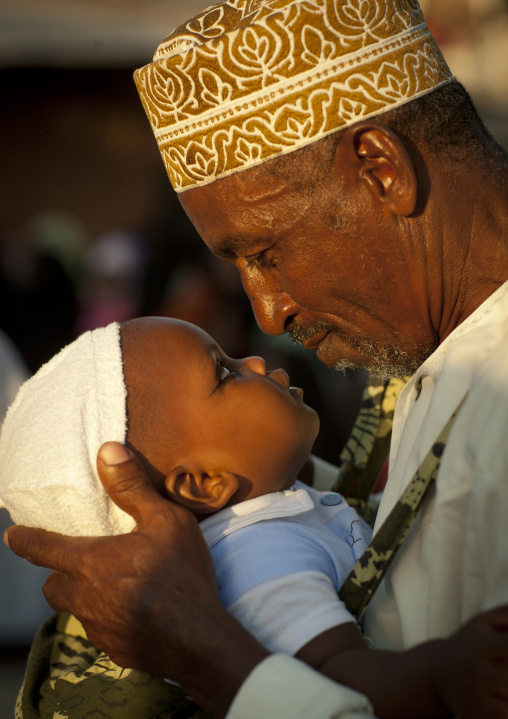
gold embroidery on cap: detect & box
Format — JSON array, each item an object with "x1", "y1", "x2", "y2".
[{"x1": 134, "y1": 0, "x2": 452, "y2": 192}]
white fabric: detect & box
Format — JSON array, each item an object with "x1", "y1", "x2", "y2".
[
  {"x1": 228, "y1": 571, "x2": 355, "y2": 656},
  {"x1": 0, "y1": 322, "x2": 134, "y2": 537},
  {"x1": 228, "y1": 654, "x2": 374, "y2": 719},
  {"x1": 309, "y1": 454, "x2": 342, "y2": 492},
  {"x1": 200, "y1": 485, "x2": 315, "y2": 546},
  {"x1": 364, "y1": 280, "x2": 508, "y2": 649},
  {"x1": 201, "y1": 482, "x2": 367, "y2": 656}
]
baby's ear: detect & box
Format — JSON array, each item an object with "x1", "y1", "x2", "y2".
[{"x1": 165, "y1": 466, "x2": 239, "y2": 514}]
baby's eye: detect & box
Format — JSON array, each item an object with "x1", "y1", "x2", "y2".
[{"x1": 219, "y1": 363, "x2": 232, "y2": 384}]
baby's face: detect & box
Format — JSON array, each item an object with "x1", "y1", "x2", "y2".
[{"x1": 123, "y1": 317, "x2": 319, "y2": 501}]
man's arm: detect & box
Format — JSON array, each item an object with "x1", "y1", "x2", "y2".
[
  {"x1": 6, "y1": 442, "x2": 508, "y2": 718},
  {"x1": 3, "y1": 442, "x2": 376, "y2": 719}
]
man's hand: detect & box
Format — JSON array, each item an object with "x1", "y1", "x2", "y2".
[
  {"x1": 434, "y1": 605, "x2": 508, "y2": 719},
  {"x1": 4, "y1": 442, "x2": 268, "y2": 717}
]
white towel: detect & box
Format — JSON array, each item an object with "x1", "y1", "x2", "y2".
[{"x1": 0, "y1": 322, "x2": 135, "y2": 536}]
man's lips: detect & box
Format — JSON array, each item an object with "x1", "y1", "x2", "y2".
[{"x1": 302, "y1": 330, "x2": 330, "y2": 350}]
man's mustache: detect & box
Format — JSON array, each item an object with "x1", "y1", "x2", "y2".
[{"x1": 289, "y1": 321, "x2": 336, "y2": 345}]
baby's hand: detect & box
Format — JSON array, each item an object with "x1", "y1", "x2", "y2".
[{"x1": 435, "y1": 606, "x2": 508, "y2": 719}]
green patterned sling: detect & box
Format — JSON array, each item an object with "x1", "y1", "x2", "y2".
[
  {"x1": 15, "y1": 383, "x2": 465, "y2": 719},
  {"x1": 338, "y1": 394, "x2": 466, "y2": 620},
  {"x1": 334, "y1": 376, "x2": 411, "y2": 525}
]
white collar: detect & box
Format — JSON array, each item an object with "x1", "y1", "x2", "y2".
[
  {"x1": 387, "y1": 279, "x2": 508, "y2": 489},
  {"x1": 200, "y1": 483, "x2": 313, "y2": 549},
  {"x1": 412, "y1": 280, "x2": 508, "y2": 387},
  {"x1": 393, "y1": 280, "x2": 508, "y2": 419}
]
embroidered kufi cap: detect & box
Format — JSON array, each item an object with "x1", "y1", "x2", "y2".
[{"x1": 134, "y1": 0, "x2": 452, "y2": 193}]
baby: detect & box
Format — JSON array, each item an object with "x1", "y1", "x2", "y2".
[
  {"x1": 0, "y1": 317, "x2": 370, "y2": 655},
  {"x1": 0, "y1": 318, "x2": 480, "y2": 718}
]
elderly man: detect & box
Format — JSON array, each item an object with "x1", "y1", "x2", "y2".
[{"x1": 6, "y1": 0, "x2": 508, "y2": 717}]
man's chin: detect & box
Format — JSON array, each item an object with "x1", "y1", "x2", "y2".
[
  {"x1": 290, "y1": 322, "x2": 437, "y2": 380},
  {"x1": 330, "y1": 358, "x2": 411, "y2": 382},
  {"x1": 323, "y1": 336, "x2": 435, "y2": 381}
]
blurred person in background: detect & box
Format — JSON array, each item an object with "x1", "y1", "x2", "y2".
[
  {"x1": 75, "y1": 229, "x2": 148, "y2": 333},
  {"x1": 0, "y1": 215, "x2": 80, "y2": 373},
  {"x1": 0, "y1": 329, "x2": 51, "y2": 647}
]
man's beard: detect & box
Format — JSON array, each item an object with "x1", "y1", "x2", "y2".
[{"x1": 289, "y1": 321, "x2": 436, "y2": 381}]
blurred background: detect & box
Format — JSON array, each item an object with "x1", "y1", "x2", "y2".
[{"x1": 0, "y1": 0, "x2": 507, "y2": 713}]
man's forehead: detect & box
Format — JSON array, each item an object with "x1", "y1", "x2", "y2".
[
  {"x1": 179, "y1": 166, "x2": 299, "y2": 253},
  {"x1": 182, "y1": 162, "x2": 288, "y2": 205}
]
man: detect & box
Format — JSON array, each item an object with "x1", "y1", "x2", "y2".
[{"x1": 5, "y1": 0, "x2": 508, "y2": 717}]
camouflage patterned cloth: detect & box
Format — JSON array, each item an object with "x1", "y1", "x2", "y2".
[
  {"x1": 339, "y1": 395, "x2": 467, "y2": 621},
  {"x1": 334, "y1": 377, "x2": 409, "y2": 525},
  {"x1": 15, "y1": 612, "x2": 213, "y2": 719}
]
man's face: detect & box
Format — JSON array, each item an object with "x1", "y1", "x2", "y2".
[
  {"x1": 179, "y1": 159, "x2": 437, "y2": 378},
  {"x1": 124, "y1": 318, "x2": 319, "y2": 500}
]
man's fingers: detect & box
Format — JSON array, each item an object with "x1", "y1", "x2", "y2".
[
  {"x1": 42, "y1": 570, "x2": 75, "y2": 613},
  {"x1": 4, "y1": 524, "x2": 85, "y2": 572},
  {"x1": 96, "y1": 442, "x2": 168, "y2": 526}
]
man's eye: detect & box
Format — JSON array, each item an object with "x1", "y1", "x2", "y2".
[
  {"x1": 245, "y1": 252, "x2": 263, "y2": 267},
  {"x1": 244, "y1": 248, "x2": 277, "y2": 270}
]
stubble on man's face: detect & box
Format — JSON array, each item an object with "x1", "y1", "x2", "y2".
[{"x1": 289, "y1": 320, "x2": 437, "y2": 381}]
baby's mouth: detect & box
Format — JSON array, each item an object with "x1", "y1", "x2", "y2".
[
  {"x1": 289, "y1": 386, "x2": 304, "y2": 400},
  {"x1": 267, "y1": 367, "x2": 290, "y2": 390}
]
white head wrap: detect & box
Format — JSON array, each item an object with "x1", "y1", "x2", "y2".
[{"x1": 0, "y1": 323, "x2": 135, "y2": 536}]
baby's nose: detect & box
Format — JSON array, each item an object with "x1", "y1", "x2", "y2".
[{"x1": 243, "y1": 356, "x2": 267, "y2": 376}]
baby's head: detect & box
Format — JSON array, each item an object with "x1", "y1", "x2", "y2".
[
  {"x1": 123, "y1": 317, "x2": 319, "y2": 515},
  {"x1": 0, "y1": 317, "x2": 319, "y2": 535}
]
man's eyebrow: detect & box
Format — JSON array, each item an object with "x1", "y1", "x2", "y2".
[
  {"x1": 212, "y1": 234, "x2": 267, "y2": 260},
  {"x1": 212, "y1": 234, "x2": 245, "y2": 259}
]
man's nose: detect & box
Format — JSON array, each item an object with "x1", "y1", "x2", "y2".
[{"x1": 242, "y1": 273, "x2": 299, "y2": 336}]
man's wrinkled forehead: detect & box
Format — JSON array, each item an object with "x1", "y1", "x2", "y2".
[{"x1": 178, "y1": 165, "x2": 307, "y2": 259}]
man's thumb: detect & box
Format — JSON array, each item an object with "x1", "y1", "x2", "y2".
[{"x1": 97, "y1": 442, "x2": 162, "y2": 525}]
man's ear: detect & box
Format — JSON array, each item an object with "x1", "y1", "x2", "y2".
[
  {"x1": 165, "y1": 465, "x2": 239, "y2": 514},
  {"x1": 345, "y1": 123, "x2": 417, "y2": 217}
]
